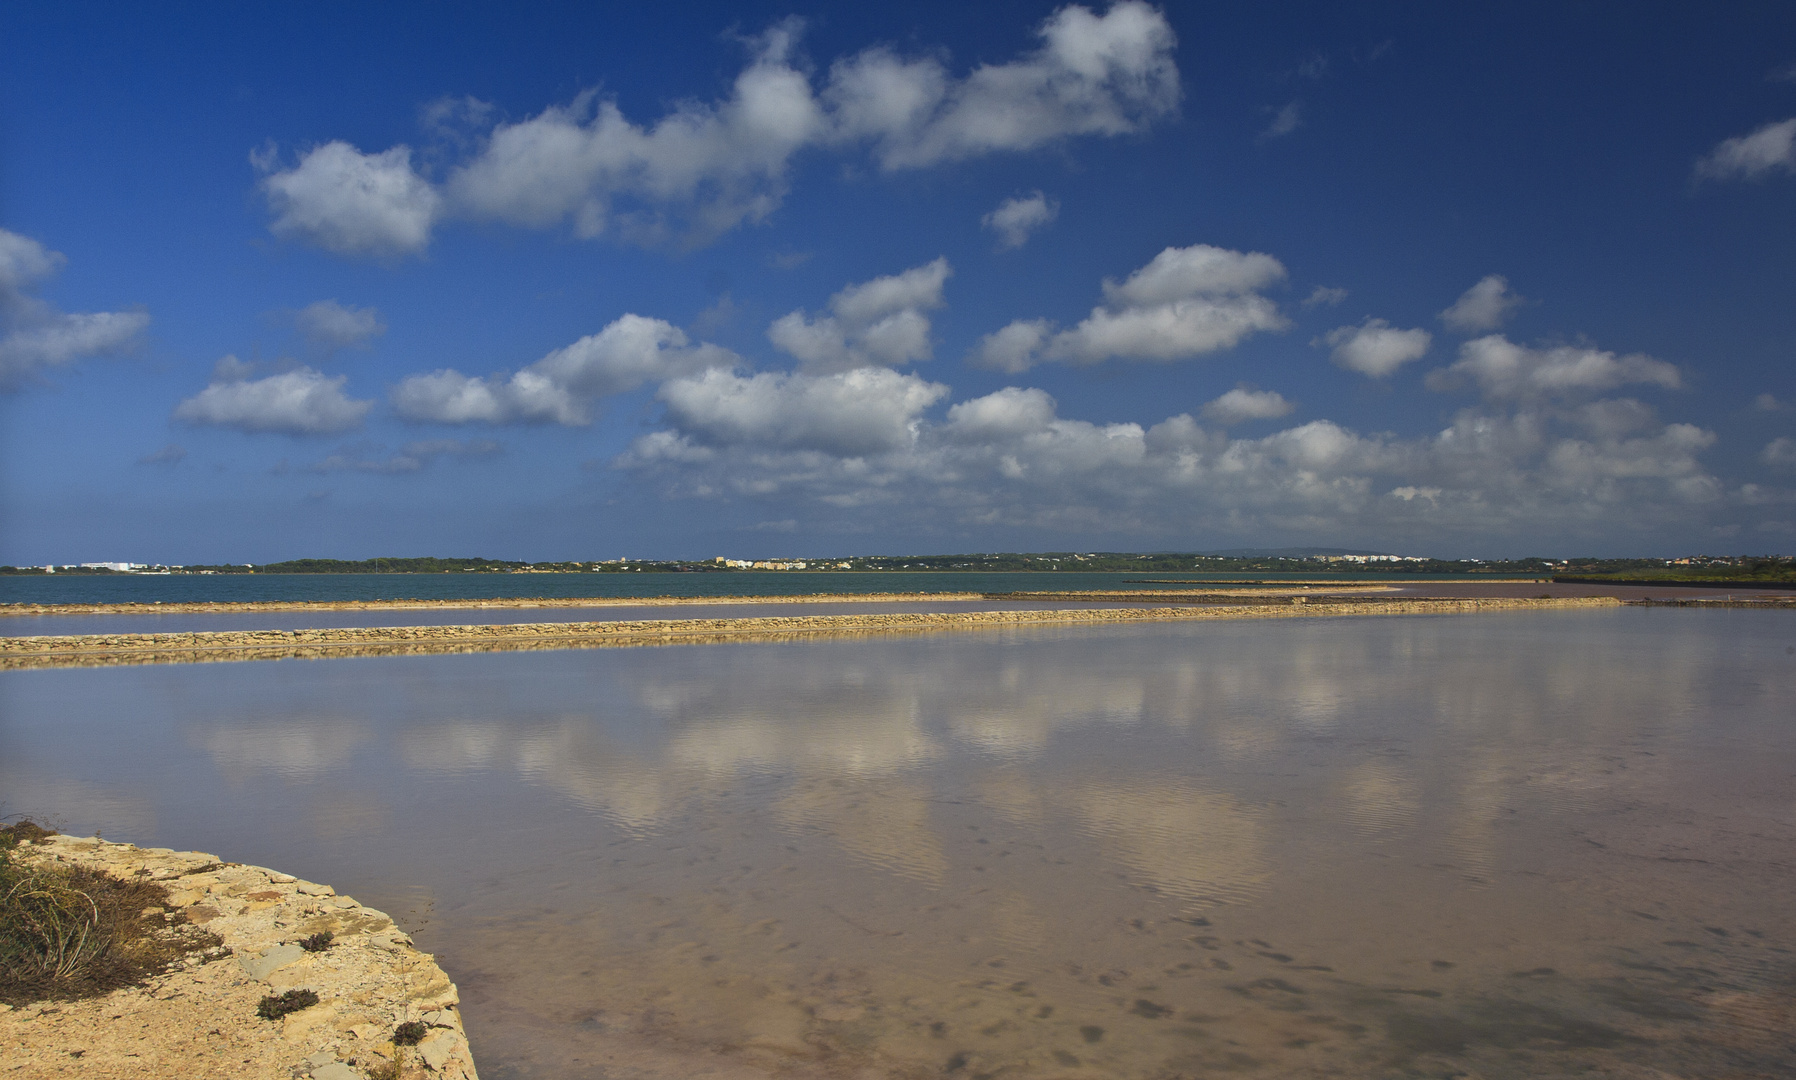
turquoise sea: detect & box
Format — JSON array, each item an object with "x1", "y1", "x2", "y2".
[{"x1": 0, "y1": 570, "x2": 1517, "y2": 607}]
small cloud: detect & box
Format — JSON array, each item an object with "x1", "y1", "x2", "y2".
[
  {"x1": 691, "y1": 293, "x2": 738, "y2": 337},
  {"x1": 1765, "y1": 437, "x2": 1796, "y2": 468},
  {"x1": 1294, "y1": 53, "x2": 1329, "y2": 80},
  {"x1": 1427, "y1": 335, "x2": 1680, "y2": 401},
  {"x1": 392, "y1": 314, "x2": 734, "y2": 426},
  {"x1": 974, "y1": 244, "x2": 1288, "y2": 372},
  {"x1": 1200, "y1": 387, "x2": 1293, "y2": 425},
  {"x1": 769, "y1": 258, "x2": 951, "y2": 373},
  {"x1": 420, "y1": 94, "x2": 497, "y2": 151},
  {"x1": 1391, "y1": 486, "x2": 1441, "y2": 503},
  {"x1": 1257, "y1": 101, "x2": 1302, "y2": 143},
  {"x1": 766, "y1": 250, "x2": 814, "y2": 270},
  {"x1": 1770, "y1": 63, "x2": 1796, "y2": 83},
  {"x1": 1440, "y1": 274, "x2": 1523, "y2": 333},
  {"x1": 0, "y1": 228, "x2": 150, "y2": 390},
  {"x1": 982, "y1": 191, "x2": 1059, "y2": 249},
  {"x1": 1317, "y1": 318, "x2": 1431, "y2": 377},
  {"x1": 1301, "y1": 286, "x2": 1348, "y2": 308},
  {"x1": 256, "y1": 141, "x2": 441, "y2": 258},
  {"x1": 307, "y1": 437, "x2": 500, "y2": 474},
  {"x1": 247, "y1": 139, "x2": 279, "y2": 174},
  {"x1": 174, "y1": 362, "x2": 372, "y2": 435},
  {"x1": 1695, "y1": 118, "x2": 1796, "y2": 182},
  {"x1": 292, "y1": 299, "x2": 386, "y2": 349},
  {"x1": 136, "y1": 443, "x2": 187, "y2": 466},
  {"x1": 1754, "y1": 392, "x2": 1788, "y2": 412}
]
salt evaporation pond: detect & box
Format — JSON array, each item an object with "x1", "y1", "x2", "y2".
[{"x1": 2, "y1": 607, "x2": 1791, "y2": 1078}]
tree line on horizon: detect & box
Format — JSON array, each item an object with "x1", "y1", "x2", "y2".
[{"x1": 2, "y1": 553, "x2": 1791, "y2": 582}]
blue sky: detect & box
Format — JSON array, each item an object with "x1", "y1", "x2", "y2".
[{"x1": 3, "y1": 1, "x2": 1794, "y2": 563}]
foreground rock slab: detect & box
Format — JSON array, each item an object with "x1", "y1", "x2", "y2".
[{"x1": 0, "y1": 836, "x2": 477, "y2": 1080}]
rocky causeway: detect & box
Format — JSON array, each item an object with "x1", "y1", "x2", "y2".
[
  {"x1": 2, "y1": 836, "x2": 475, "y2": 1080},
  {"x1": 0, "y1": 596, "x2": 1620, "y2": 670}
]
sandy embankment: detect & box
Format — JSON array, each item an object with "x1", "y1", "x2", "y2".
[
  {"x1": 0, "y1": 596, "x2": 1620, "y2": 670},
  {"x1": 1, "y1": 836, "x2": 473, "y2": 1080}
]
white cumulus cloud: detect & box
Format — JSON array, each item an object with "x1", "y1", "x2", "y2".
[
  {"x1": 256, "y1": 5, "x2": 1178, "y2": 254},
  {"x1": 0, "y1": 229, "x2": 148, "y2": 390},
  {"x1": 1427, "y1": 335, "x2": 1682, "y2": 401},
  {"x1": 982, "y1": 192, "x2": 1060, "y2": 249},
  {"x1": 768, "y1": 258, "x2": 950, "y2": 373},
  {"x1": 1695, "y1": 118, "x2": 1796, "y2": 181},
  {"x1": 974, "y1": 244, "x2": 1288, "y2": 372},
  {"x1": 1318, "y1": 318, "x2": 1432, "y2": 378},
  {"x1": 293, "y1": 299, "x2": 386, "y2": 349},
  {"x1": 174, "y1": 363, "x2": 372, "y2": 435},
  {"x1": 258, "y1": 142, "x2": 442, "y2": 258},
  {"x1": 652, "y1": 366, "x2": 949, "y2": 458},
  {"x1": 1765, "y1": 437, "x2": 1796, "y2": 468},
  {"x1": 1201, "y1": 387, "x2": 1294, "y2": 425},
  {"x1": 824, "y1": 2, "x2": 1178, "y2": 169},
  {"x1": 446, "y1": 21, "x2": 821, "y2": 246},
  {"x1": 393, "y1": 314, "x2": 735, "y2": 426},
  {"x1": 619, "y1": 378, "x2": 1723, "y2": 545},
  {"x1": 1440, "y1": 274, "x2": 1523, "y2": 333}
]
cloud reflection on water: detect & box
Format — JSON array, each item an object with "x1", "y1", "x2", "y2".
[{"x1": 9, "y1": 611, "x2": 1794, "y2": 1079}]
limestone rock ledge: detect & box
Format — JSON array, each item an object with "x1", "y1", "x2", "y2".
[{"x1": 0, "y1": 835, "x2": 477, "y2": 1080}]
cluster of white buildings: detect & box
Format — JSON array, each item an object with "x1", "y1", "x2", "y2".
[
  {"x1": 1310, "y1": 554, "x2": 1428, "y2": 563},
  {"x1": 39, "y1": 562, "x2": 174, "y2": 573},
  {"x1": 713, "y1": 558, "x2": 812, "y2": 570}
]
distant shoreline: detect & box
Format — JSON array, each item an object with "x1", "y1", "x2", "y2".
[{"x1": 1550, "y1": 575, "x2": 1796, "y2": 590}]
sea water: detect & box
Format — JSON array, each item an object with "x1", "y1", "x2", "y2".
[
  {"x1": 2, "y1": 607, "x2": 1790, "y2": 1078},
  {"x1": 0, "y1": 570, "x2": 1489, "y2": 608}
]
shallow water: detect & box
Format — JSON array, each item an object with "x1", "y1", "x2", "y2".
[{"x1": 2, "y1": 608, "x2": 1792, "y2": 1078}]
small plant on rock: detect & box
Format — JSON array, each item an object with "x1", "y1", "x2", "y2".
[
  {"x1": 393, "y1": 1019, "x2": 428, "y2": 1045},
  {"x1": 298, "y1": 931, "x2": 333, "y2": 952},
  {"x1": 256, "y1": 987, "x2": 319, "y2": 1020}
]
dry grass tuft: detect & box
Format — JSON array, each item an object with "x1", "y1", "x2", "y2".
[{"x1": 0, "y1": 820, "x2": 223, "y2": 1005}]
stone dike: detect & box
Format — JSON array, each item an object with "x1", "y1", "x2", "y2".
[
  {"x1": 0, "y1": 596, "x2": 1620, "y2": 670},
  {"x1": 1, "y1": 835, "x2": 475, "y2": 1080}
]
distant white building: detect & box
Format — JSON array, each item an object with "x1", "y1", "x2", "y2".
[{"x1": 78, "y1": 562, "x2": 146, "y2": 572}]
